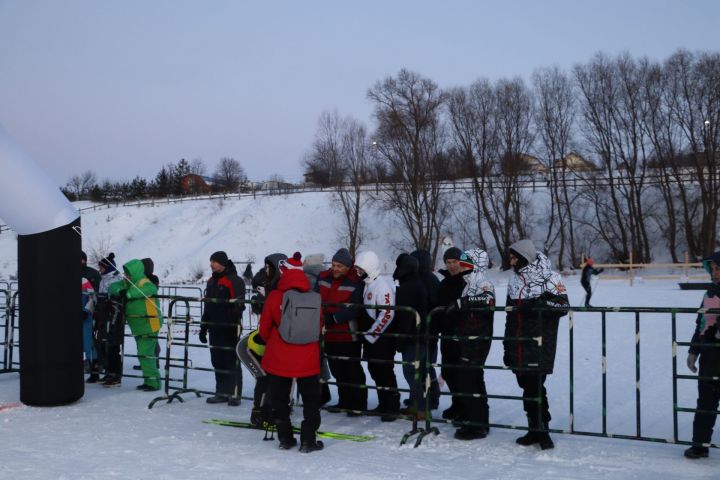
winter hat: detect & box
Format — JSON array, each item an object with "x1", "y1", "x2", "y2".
[
  {"x1": 303, "y1": 253, "x2": 325, "y2": 267},
  {"x1": 443, "y1": 247, "x2": 463, "y2": 262},
  {"x1": 81, "y1": 251, "x2": 88, "y2": 262},
  {"x1": 210, "y1": 251, "x2": 229, "y2": 267},
  {"x1": 702, "y1": 251, "x2": 720, "y2": 278},
  {"x1": 331, "y1": 248, "x2": 353, "y2": 268},
  {"x1": 99, "y1": 253, "x2": 117, "y2": 271},
  {"x1": 280, "y1": 252, "x2": 304, "y2": 273},
  {"x1": 586, "y1": 258, "x2": 594, "y2": 267},
  {"x1": 459, "y1": 251, "x2": 475, "y2": 270}
]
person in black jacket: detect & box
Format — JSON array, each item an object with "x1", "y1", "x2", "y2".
[
  {"x1": 409, "y1": 249, "x2": 441, "y2": 409},
  {"x1": 684, "y1": 250, "x2": 720, "y2": 459},
  {"x1": 447, "y1": 248, "x2": 495, "y2": 440},
  {"x1": 436, "y1": 247, "x2": 470, "y2": 421},
  {"x1": 504, "y1": 239, "x2": 568, "y2": 450},
  {"x1": 199, "y1": 251, "x2": 246, "y2": 405},
  {"x1": 393, "y1": 254, "x2": 429, "y2": 417},
  {"x1": 580, "y1": 258, "x2": 603, "y2": 307}
]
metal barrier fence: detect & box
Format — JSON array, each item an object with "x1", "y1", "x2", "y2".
[{"x1": 1, "y1": 292, "x2": 719, "y2": 450}]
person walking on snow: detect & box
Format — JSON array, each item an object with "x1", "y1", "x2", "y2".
[
  {"x1": 684, "y1": 250, "x2": 720, "y2": 459},
  {"x1": 581, "y1": 258, "x2": 603, "y2": 307}
]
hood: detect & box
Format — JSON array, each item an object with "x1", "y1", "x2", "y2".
[
  {"x1": 355, "y1": 251, "x2": 381, "y2": 284},
  {"x1": 509, "y1": 239, "x2": 537, "y2": 265},
  {"x1": 277, "y1": 268, "x2": 311, "y2": 293},
  {"x1": 122, "y1": 259, "x2": 146, "y2": 283},
  {"x1": 393, "y1": 254, "x2": 419, "y2": 282},
  {"x1": 264, "y1": 253, "x2": 288, "y2": 288},
  {"x1": 410, "y1": 249, "x2": 433, "y2": 274}
]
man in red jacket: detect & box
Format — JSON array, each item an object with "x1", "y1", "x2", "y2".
[
  {"x1": 258, "y1": 252, "x2": 324, "y2": 453},
  {"x1": 315, "y1": 248, "x2": 366, "y2": 415}
]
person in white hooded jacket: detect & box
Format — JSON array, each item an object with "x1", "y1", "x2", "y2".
[{"x1": 354, "y1": 250, "x2": 400, "y2": 421}]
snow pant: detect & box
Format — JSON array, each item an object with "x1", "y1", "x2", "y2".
[
  {"x1": 455, "y1": 360, "x2": 489, "y2": 429},
  {"x1": 105, "y1": 344, "x2": 123, "y2": 380},
  {"x1": 209, "y1": 326, "x2": 242, "y2": 400},
  {"x1": 362, "y1": 335, "x2": 399, "y2": 413},
  {"x1": 441, "y1": 338, "x2": 462, "y2": 410},
  {"x1": 582, "y1": 283, "x2": 592, "y2": 307},
  {"x1": 516, "y1": 373, "x2": 551, "y2": 431},
  {"x1": 325, "y1": 341, "x2": 367, "y2": 411},
  {"x1": 134, "y1": 334, "x2": 161, "y2": 389},
  {"x1": 400, "y1": 343, "x2": 439, "y2": 411},
  {"x1": 692, "y1": 355, "x2": 720, "y2": 445},
  {"x1": 268, "y1": 374, "x2": 321, "y2": 443},
  {"x1": 82, "y1": 315, "x2": 97, "y2": 363}
]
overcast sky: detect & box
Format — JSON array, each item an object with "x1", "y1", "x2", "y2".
[{"x1": 0, "y1": 0, "x2": 718, "y2": 186}]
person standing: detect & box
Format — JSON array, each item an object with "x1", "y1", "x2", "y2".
[
  {"x1": 504, "y1": 239, "x2": 568, "y2": 450},
  {"x1": 684, "y1": 250, "x2": 720, "y2": 459},
  {"x1": 199, "y1": 251, "x2": 246, "y2": 406},
  {"x1": 259, "y1": 252, "x2": 324, "y2": 453},
  {"x1": 81, "y1": 276, "x2": 99, "y2": 383},
  {"x1": 316, "y1": 248, "x2": 367, "y2": 415},
  {"x1": 581, "y1": 258, "x2": 603, "y2": 307},
  {"x1": 354, "y1": 250, "x2": 399, "y2": 421},
  {"x1": 81, "y1": 250, "x2": 101, "y2": 292},
  {"x1": 447, "y1": 248, "x2": 495, "y2": 440},
  {"x1": 108, "y1": 259, "x2": 164, "y2": 391},
  {"x1": 436, "y1": 247, "x2": 468, "y2": 421},
  {"x1": 96, "y1": 253, "x2": 123, "y2": 386}
]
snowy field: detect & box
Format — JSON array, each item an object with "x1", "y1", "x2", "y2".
[
  {"x1": 1, "y1": 277, "x2": 718, "y2": 480},
  {"x1": 0, "y1": 196, "x2": 718, "y2": 478}
]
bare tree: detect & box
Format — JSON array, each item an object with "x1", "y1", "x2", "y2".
[
  {"x1": 213, "y1": 157, "x2": 247, "y2": 193},
  {"x1": 368, "y1": 69, "x2": 449, "y2": 263},
  {"x1": 189, "y1": 158, "x2": 207, "y2": 176},
  {"x1": 533, "y1": 67, "x2": 579, "y2": 270},
  {"x1": 66, "y1": 170, "x2": 97, "y2": 200}
]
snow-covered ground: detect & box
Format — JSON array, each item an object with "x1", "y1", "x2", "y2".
[
  {"x1": 1, "y1": 277, "x2": 718, "y2": 479},
  {"x1": 0, "y1": 194, "x2": 718, "y2": 478}
]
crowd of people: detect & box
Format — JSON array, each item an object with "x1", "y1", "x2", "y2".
[{"x1": 78, "y1": 242, "x2": 720, "y2": 458}]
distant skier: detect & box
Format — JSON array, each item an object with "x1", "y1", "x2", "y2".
[
  {"x1": 581, "y1": 258, "x2": 603, "y2": 307},
  {"x1": 684, "y1": 250, "x2": 720, "y2": 459}
]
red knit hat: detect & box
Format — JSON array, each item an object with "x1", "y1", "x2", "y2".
[{"x1": 280, "y1": 252, "x2": 303, "y2": 272}]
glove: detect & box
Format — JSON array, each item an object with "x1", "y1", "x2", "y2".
[
  {"x1": 199, "y1": 327, "x2": 208, "y2": 344},
  {"x1": 687, "y1": 353, "x2": 698, "y2": 373}
]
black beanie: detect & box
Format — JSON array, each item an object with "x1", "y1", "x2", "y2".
[
  {"x1": 443, "y1": 247, "x2": 463, "y2": 262},
  {"x1": 99, "y1": 253, "x2": 117, "y2": 272},
  {"x1": 332, "y1": 248, "x2": 353, "y2": 268},
  {"x1": 210, "y1": 251, "x2": 229, "y2": 267},
  {"x1": 81, "y1": 251, "x2": 88, "y2": 262}
]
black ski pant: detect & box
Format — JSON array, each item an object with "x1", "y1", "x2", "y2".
[
  {"x1": 362, "y1": 335, "x2": 399, "y2": 412},
  {"x1": 268, "y1": 374, "x2": 321, "y2": 443},
  {"x1": 325, "y1": 341, "x2": 367, "y2": 411},
  {"x1": 692, "y1": 355, "x2": 720, "y2": 445},
  {"x1": 516, "y1": 373, "x2": 551, "y2": 430},
  {"x1": 209, "y1": 326, "x2": 242, "y2": 399},
  {"x1": 105, "y1": 344, "x2": 123, "y2": 379},
  {"x1": 582, "y1": 282, "x2": 592, "y2": 307},
  {"x1": 455, "y1": 360, "x2": 489, "y2": 429},
  {"x1": 441, "y1": 338, "x2": 462, "y2": 410}
]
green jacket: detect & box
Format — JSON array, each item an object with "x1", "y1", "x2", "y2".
[{"x1": 108, "y1": 259, "x2": 163, "y2": 335}]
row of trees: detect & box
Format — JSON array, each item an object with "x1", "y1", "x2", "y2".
[
  {"x1": 63, "y1": 157, "x2": 247, "y2": 202},
  {"x1": 304, "y1": 50, "x2": 719, "y2": 267}
]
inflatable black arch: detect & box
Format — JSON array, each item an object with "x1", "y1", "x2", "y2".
[{"x1": 0, "y1": 125, "x2": 83, "y2": 406}]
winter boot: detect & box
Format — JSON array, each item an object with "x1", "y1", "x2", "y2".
[
  {"x1": 228, "y1": 397, "x2": 241, "y2": 407},
  {"x1": 276, "y1": 421, "x2": 296, "y2": 450},
  {"x1": 206, "y1": 395, "x2": 228, "y2": 404},
  {"x1": 454, "y1": 426, "x2": 488, "y2": 440},
  {"x1": 299, "y1": 440, "x2": 324, "y2": 453},
  {"x1": 515, "y1": 431, "x2": 537, "y2": 446},
  {"x1": 86, "y1": 361, "x2": 100, "y2": 383},
  {"x1": 684, "y1": 446, "x2": 709, "y2": 459},
  {"x1": 442, "y1": 404, "x2": 461, "y2": 420}
]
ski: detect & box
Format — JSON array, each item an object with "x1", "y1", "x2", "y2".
[
  {"x1": 0, "y1": 402, "x2": 22, "y2": 413},
  {"x1": 203, "y1": 418, "x2": 374, "y2": 442}
]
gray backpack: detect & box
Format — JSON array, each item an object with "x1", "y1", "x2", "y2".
[{"x1": 278, "y1": 289, "x2": 322, "y2": 344}]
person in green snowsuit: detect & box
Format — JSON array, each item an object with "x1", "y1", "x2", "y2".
[{"x1": 108, "y1": 258, "x2": 164, "y2": 391}]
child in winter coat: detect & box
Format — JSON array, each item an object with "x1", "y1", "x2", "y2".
[{"x1": 684, "y1": 250, "x2": 720, "y2": 459}]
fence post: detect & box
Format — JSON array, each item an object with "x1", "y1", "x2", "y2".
[{"x1": 629, "y1": 252, "x2": 634, "y2": 286}]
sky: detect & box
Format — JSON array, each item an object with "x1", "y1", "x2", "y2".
[{"x1": 0, "y1": 0, "x2": 718, "y2": 186}]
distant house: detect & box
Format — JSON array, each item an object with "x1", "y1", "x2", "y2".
[
  {"x1": 553, "y1": 152, "x2": 597, "y2": 172},
  {"x1": 180, "y1": 174, "x2": 213, "y2": 194},
  {"x1": 501, "y1": 153, "x2": 547, "y2": 175}
]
